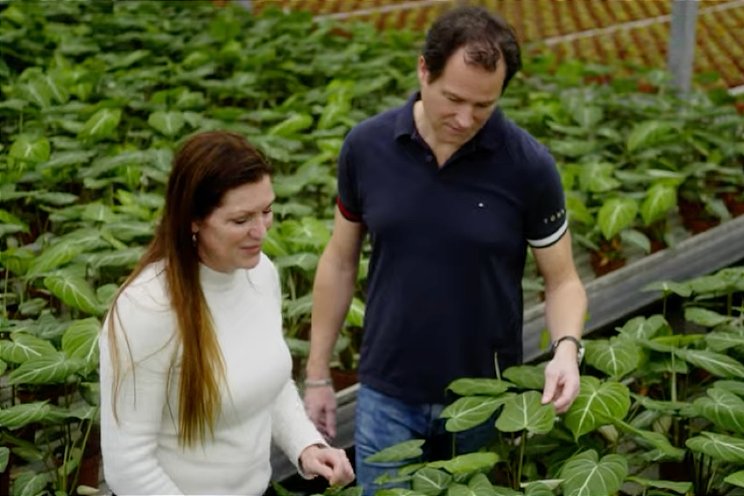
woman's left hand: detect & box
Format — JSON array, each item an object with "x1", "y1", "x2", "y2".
[{"x1": 299, "y1": 444, "x2": 355, "y2": 487}]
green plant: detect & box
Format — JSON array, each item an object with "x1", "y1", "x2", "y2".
[{"x1": 356, "y1": 265, "x2": 744, "y2": 495}]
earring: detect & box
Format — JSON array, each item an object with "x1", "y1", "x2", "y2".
[{"x1": 192, "y1": 233, "x2": 197, "y2": 245}]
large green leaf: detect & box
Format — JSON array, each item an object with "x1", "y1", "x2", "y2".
[
  {"x1": 686, "y1": 432, "x2": 744, "y2": 463},
  {"x1": 8, "y1": 352, "x2": 85, "y2": 384},
  {"x1": 148, "y1": 110, "x2": 186, "y2": 137},
  {"x1": 624, "y1": 476, "x2": 690, "y2": 495},
  {"x1": 86, "y1": 247, "x2": 145, "y2": 269},
  {"x1": 564, "y1": 377, "x2": 630, "y2": 440},
  {"x1": 559, "y1": 450, "x2": 627, "y2": 496},
  {"x1": 684, "y1": 307, "x2": 730, "y2": 328},
  {"x1": 78, "y1": 108, "x2": 122, "y2": 141},
  {"x1": 626, "y1": 120, "x2": 676, "y2": 152},
  {"x1": 268, "y1": 113, "x2": 314, "y2": 137},
  {"x1": 43, "y1": 274, "x2": 103, "y2": 316},
  {"x1": 9, "y1": 135, "x2": 51, "y2": 165},
  {"x1": 411, "y1": 468, "x2": 452, "y2": 496},
  {"x1": 550, "y1": 139, "x2": 598, "y2": 158},
  {"x1": 584, "y1": 337, "x2": 641, "y2": 379},
  {"x1": 26, "y1": 241, "x2": 84, "y2": 277},
  {"x1": 0, "y1": 446, "x2": 8, "y2": 473},
  {"x1": 725, "y1": 470, "x2": 744, "y2": 488},
  {"x1": 441, "y1": 396, "x2": 509, "y2": 432},
  {"x1": 571, "y1": 106, "x2": 603, "y2": 129},
  {"x1": 640, "y1": 183, "x2": 677, "y2": 225},
  {"x1": 447, "y1": 378, "x2": 511, "y2": 397},
  {"x1": 597, "y1": 197, "x2": 638, "y2": 240},
  {"x1": 10, "y1": 470, "x2": 51, "y2": 496},
  {"x1": 365, "y1": 439, "x2": 424, "y2": 463},
  {"x1": 0, "y1": 333, "x2": 57, "y2": 364},
  {"x1": 502, "y1": 365, "x2": 544, "y2": 390},
  {"x1": 578, "y1": 162, "x2": 620, "y2": 193},
  {"x1": 273, "y1": 253, "x2": 318, "y2": 272},
  {"x1": 494, "y1": 391, "x2": 555, "y2": 434},
  {"x1": 617, "y1": 315, "x2": 670, "y2": 340},
  {"x1": 62, "y1": 317, "x2": 100, "y2": 373},
  {"x1": 427, "y1": 453, "x2": 499, "y2": 475},
  {"x1": 0, "y1": 401, "x2": 51, "y2": 430},
  {"x1": 675, "y1": 349, "x2": 744, "y2": 379},
  {"x1": 705, "y1": 330, "x2": 744, "y2": 352},
  {"x1": 714, "y1": 380, "x2": 744, "y2": 398},
  {"x1": 693, "y1": 387, "x2": 744, "y2": 434},
  {"x1": 523, "y1": 483, "x2": 555, "y2": 496},
  {"x1": 614, "y1": 420, "x2": 685, "y2": 460},
  {"x1": 641, "y1": 281, "x2": 692, "y2": 298},
  {"x1": 345, "y1": 297, "x2": 365, "y2": 327}
]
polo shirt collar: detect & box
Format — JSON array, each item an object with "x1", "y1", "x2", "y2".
[{"x1": 393, "y1": 91, "x2": 505, "y2": 152}]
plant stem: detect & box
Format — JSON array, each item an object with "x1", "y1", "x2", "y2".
[{"x1": 515, "y1": 431, "x2": 526, "y2": 490}]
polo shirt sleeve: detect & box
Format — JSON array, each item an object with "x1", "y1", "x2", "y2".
[
  {"x1": 336, "y1": 138, "x2": 363, "y2": 222},
  {"x1": 524, "y1": 149, "x2": 568, "y2": 248}
]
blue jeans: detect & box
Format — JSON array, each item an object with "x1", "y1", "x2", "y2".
[{"x1": 355, "y1": 384, "x2": 496, "y2": 496}]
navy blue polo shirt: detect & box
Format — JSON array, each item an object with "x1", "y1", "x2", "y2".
[{"x1": 337, "y1": 93, "x2": 567, "y2": 404}]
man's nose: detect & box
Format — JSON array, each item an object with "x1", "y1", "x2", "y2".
[{"x1": 455, "y1": 106, "x2": 474, "y2": 129}]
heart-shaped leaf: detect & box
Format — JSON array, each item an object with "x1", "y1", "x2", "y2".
[
  {"x1": 564, "y1": 377, "x2": 630, "y2": 440},
  {"x1": 725, "y1": 470, "x2": 744, "y2": 488},
  {"x1": 8, "y1": 352, "x2": 85, "y2": 384},
  {"x1": 584, "y1": 337, "x2": 641, "y2": 379},
  {"x1": 559, "y1": 450, "x2": 627, "y2": 496},
  {"x1": 365, "y1": 439, "x2": 424, "y2": 463},
  {"x1": 412, "y1": 468, "x2": 452, "y2": 496},
  {"x1": 447, "y1": 378, "x2": 511, "y2": 397},
  {"x1": 44, "y1": 274, "x2": 103, "y2": 316},
  {"x1": 428, "y1": 453, "x2": 499, "y2": 475},
  {"x1": 618, "y1": 315, "x2": 670, "y2": 341},
  {"x1": 78, "y1": 108, "x2": 122, "y2": 141},
  {"x1": 675, "y1": 349, "x2": 744, "y2": 379},
  {"x1": 441, "y1": 396, "x2": 509, "y2": 432},
  {"x1": 686, "y1": 432, "x2": 744, "y2": 463},
  {"x1": 148, "y1": 110, "x2": 186, "y2": 137},
  {"x1": 494, "y1": 391, "x2": 555, "y2": 435},
  {"x1": 693, "y1": 387, "x2": 744, "y2": 434},
  {"x1": 598, "y1": 197, "x2": 638, "y2": 240},
  {"x1": 502, "y1": 365, "x2": 544, "y2": 390},
  {"x1": 640, "y1": 183, "x2": 677, "y2": 225}
]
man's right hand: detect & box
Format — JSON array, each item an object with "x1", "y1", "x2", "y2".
[{"x1": 304, "y1": 384, "x2": 338, "y2": 441}]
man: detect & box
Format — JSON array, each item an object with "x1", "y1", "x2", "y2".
[{"x1": 304, "y1": 6, "x2": 587, "y2": 494}]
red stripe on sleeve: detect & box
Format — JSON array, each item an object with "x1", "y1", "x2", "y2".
[{"x1": 336, "y1": 197, "x2": 362, "y2": 222}]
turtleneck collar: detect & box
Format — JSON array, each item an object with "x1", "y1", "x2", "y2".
[{"x1": 199, "y1": 263, "x2": 244, "y2": 292}]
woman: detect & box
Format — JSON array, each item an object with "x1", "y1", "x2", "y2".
[{"x1": 100, "y1": 131, "x2": 354, "y2": 495}]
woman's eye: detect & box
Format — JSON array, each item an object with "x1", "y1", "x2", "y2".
[{"x1": 262, "y1": 208, "x2": 273, "y2": 215}]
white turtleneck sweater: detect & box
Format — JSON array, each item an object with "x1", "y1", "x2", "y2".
[{"x1": 100, "y1": 254, "x2": 324, "y2": 495}]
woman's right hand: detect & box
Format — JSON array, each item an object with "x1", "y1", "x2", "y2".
[{"x1": 299, "y1": 444, "x2": 355, "y2": 487}]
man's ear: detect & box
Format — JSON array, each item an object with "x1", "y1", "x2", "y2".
[{"x1": 417, "y1": 55, "x2": 429, "y2": 84}]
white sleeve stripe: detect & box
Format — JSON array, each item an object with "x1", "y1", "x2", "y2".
[{"x1": 527, "y1": 218, "x2": 568, "y2": 248}]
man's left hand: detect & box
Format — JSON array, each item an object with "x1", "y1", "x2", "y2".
[{"x1": 540, "y1": 349, "x2": 581, "y2": 413}]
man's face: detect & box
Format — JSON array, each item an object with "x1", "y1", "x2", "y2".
[{"x1": 418, "y1": 46, "x2": 506, "y2": 149}]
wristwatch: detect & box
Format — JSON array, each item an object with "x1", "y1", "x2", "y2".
[{"x1": 551, "y1": 335, "x2": 585, "y2": 365}]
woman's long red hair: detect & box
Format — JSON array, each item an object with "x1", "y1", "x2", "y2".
[{"x1": 107, "y1": 131, "x2": 272, "y2": 446}]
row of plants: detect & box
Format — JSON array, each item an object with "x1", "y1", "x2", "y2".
[
  {"x1": 0, "y1": 1, "x2": 416, "y2": 494},
  {"x1": 309, "y1": 264, "x2": 744, "y2": 496},
  {"x1": 0, "y1": 1, "x2": 742, "y2": 493},
  {"x1": 547, "y1": 13, "x2": 744, "y2": 89}
]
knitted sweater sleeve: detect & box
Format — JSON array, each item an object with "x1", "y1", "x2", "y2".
[
  {"x1": 266, "y1": 259, "x2": 327, "y2": 470},
  {"x1": 100, "y1": 284, "x2": 183, "y2": 495}
]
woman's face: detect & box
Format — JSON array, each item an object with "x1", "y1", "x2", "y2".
[{"x1": 192, "y1": 175, "x2": 275, "y2": 273}]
